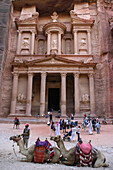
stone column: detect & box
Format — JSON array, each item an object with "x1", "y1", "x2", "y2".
[
  {"x1": 73, "y1": 30, "x2": 78, "y2": 54},
  {"x1": 31, "y1": 31, "x2": 35, "y2": 55},
  {"x1": 87, "y1": 30, "x2": 91, "y2": 54},
  {"x1": 10, "y1": 72, "x2": 19, "y2": 115},
  {"x1": 58, "y1": 32, "x2": 61, "y2": 54},
  {"x1": 61, "y1": 73, "x2": 66, "y2": 115},
  {"x1": 89, "y1": 73, "x2": 95, "y2": 114},
  {"x1": 40, "y1": 72, "x2": 46, "y2": 116},
  {"x1": 17, "y1": 30, "x2": 22, "y2": 54},
  {"x1": 74, "y1": 73, "x2": 80, "y2": 114},
  {"x1": 47, "y1": 33, "x2": 51, "y2": 55},
  {"x1": 26, "y1": 73, "x2": 33, "y2": 116}
]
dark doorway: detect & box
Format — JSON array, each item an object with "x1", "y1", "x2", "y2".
[{"x1": 48, "y1": 88, "x2": 60, "y2": 111}]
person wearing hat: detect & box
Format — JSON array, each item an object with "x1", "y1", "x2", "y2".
[{"x1": 22, "y1": 123, "x2": 30, "y2": 148}]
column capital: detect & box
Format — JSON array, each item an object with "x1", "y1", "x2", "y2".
[
  {"x1": 12, "y1": 71, "x2": 19, "y2": 76},
  {"x1": 17, "y1": 30, "x2": 22, "y2": 33},
  {"x1": 87, "y1": 30, "x2": 91, "y2": 33},
  {"x1": 73, "y1": 29, "x2": 78, "y2": 34},
  {"x1": 74, "y1": 72, "x2": 80, "y2": 78},
  {"x1": 88, "y1": 73, "x2": 94, "y2": 78},
  {"x1": 41, "y1": 72, "x2": 47, "y2": 77},
  {"x1": 61, "y1": 72, "x2": 67, "y2": 77},
  {"x1": 28, "y1": 72, "x2": 33, "y2": 76},
  {"x1": 58, "y1": 32, "x2": 62, "y2": 35}
]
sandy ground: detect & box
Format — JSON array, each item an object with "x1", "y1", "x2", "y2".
[{"x1": 0, "y1": 123, "x2": 113, "y2": 170}]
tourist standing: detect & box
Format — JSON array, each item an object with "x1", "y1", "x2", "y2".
[
  {"x1": 92, "y1": 118, "x2": 96, "y2": 131},
  {"x1": 76, "y1": 126, "x2": 81, "y2": 141},
  {"x1": 84, "y1": 114, "x2": 88, "y2": 125},
  {"x1": 50, "y1": 121, "x2": 55, "y2": 137},
  {"x1": 70, "y1": 125, "x2": 77, "y2": 141},
  {"x1": 22, "y1": 123, "x2": 30, "y2": 148},
  {"x1": 49, "y1": 112, "x2": 53, "y2": 123},
  {"x1": 63, "y1": 119, "x2": 66, "y2": 133},
  {"x1": 13, "y1": 117, "x2": 20, "y2": 129},
  {"x1": 87, "y1": 120, "x2": 93, "y2": 135},
  {"x1": 96, "y1": 118, "x2": 100, "y2": 134},
  {"x1": 55, "y1": 122, "x2": 60, "y2": 136}
]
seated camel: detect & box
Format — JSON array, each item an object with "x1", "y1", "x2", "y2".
[
  {"x1": 10, "y1": 134, "x2": 60, "y2": 163},
  {"x1": 53, "y1": 135, "x2": 109, "y2": 168}
]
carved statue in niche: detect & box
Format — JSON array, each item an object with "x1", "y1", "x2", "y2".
[
  {"x1": 51, "y1": 12, "x2": 59, "y2": 22},
  {"x1": 17, "y1": 93, "x2": 26, "y2": 103},
  {"x1": 38, "y1": 40, "x2": 44, "y2": 54},
  {"x1": 66, "y1": 39, "x2": 71, "y2": 54},
  {"x1": 79, "y1": 38, "x2": 86, "y2": 49},
  {"x1": 52, "y1": 39, "x2": 57, "y2": 49},
  {"x1": 81, "y1": 94, "x2": 89, "y2": 103},
  {"x1": 22, "y1": 38, "x2": 30, "y2": 48}
]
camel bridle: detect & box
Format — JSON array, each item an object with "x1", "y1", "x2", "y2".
[{"x1": 12, "y1": 136, "x2": 22, "y2": 142}]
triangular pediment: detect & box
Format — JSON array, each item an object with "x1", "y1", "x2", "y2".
[{"x1": 25, "y1": 55, "x2": 85, "y2": 66}]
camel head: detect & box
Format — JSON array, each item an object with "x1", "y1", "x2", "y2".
[
  {"x1": 10, "y1": 134, "x2": 22, "y2": 143},
  {"x1": 54, "y1": 135, "x2": 62, "y2": 142}
]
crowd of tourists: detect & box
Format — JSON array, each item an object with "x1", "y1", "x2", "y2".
[
  {"x1": 82, "y1": 114, "x2": 101, "y2": 135},
  {"x1": 12, "y1": 112, "x2": 101, "y2": 148},
  {"x1": 48, "y1": 112, "x2": 101, "y2": 142}
]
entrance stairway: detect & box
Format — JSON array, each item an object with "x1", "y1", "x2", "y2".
[{"x1": 0, "y1": 115, "x2": 84, "y2": 124}]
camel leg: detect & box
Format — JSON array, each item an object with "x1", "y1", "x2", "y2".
[
  {"x1": 94, "y1": 150, "x2": 109, "y2": 168},
  {"x1": 94, "y1": 158, "x2": 109, "y2": 168},
  {"x1": 61, "y1": 160, "x2": 74, "y2": 166}
]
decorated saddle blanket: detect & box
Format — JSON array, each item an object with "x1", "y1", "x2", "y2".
[
  {"x1": 34, "y1": 146, "x2": 46, "y2": 163},
  {"x1": 34, "y1": 138, "x2": 54, "y2": 163},
  {"x1": 75, "y1": 142, "x2": 92, "y2": 167}
]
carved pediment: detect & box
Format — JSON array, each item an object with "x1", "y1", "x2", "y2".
[
  {"x1": 12, "y1": 55, "x2": 96, "y2": 68},
  {"x1": 15, "y1": 13, "x2": 39, "y2": 27},
  {"x1": 25, "y1": 56, "x2": 84, "y2": 66},
  {"x1": 70, "y1": 10, "x2": 94, "y2": 26}
]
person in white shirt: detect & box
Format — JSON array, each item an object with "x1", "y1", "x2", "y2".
[
  {"x1": 55, "y1": 122, "x2": 60, "y2": 136},
  {"x1": 87, "y1": 120, "x2": 93, "y2": 135},
  {"x1": 70, "y1": 125, "x2": 76, "y2": 141}
]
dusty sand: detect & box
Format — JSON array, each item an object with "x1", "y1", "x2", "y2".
[{"x1": 0, "y1": 123, "x2": 113, "y2": 170}]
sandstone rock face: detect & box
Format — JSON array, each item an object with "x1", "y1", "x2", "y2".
[
  {"x1": 0, "y1": 0, "x2": 12, "y2": 116},
  {"x1": 0, "y1": 0, "x2": 113, "y2": 117}
]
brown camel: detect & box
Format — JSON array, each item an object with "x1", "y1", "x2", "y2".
[
  {"x1": 10, "y1": 134, "x2": 60, "y2": 163},
  {"x1": 53, "y1": 135, "x2": 109, "y2": 168}
]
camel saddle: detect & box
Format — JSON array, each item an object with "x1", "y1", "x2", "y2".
[
  {"x1": 75, "y1": 142, "x2": 92, "y2": 167},
  {"x1": 34, "y1": 138, "x2": 54, "y2": 163}
]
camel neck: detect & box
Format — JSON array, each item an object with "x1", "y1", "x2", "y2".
[
  {"x1": 58, "y1": 139, "x2": 68, "y2": 153},
  {"x1": 18, "y1": 139, "x2": 28, "y2": 156}
]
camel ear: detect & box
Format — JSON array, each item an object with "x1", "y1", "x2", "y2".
[
  {"x1": 89, "y1": 140, "x2": 91, "y2": 143},
  {"x1": 59, "y1": 135, "x2": 61, "y2": 139}
]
